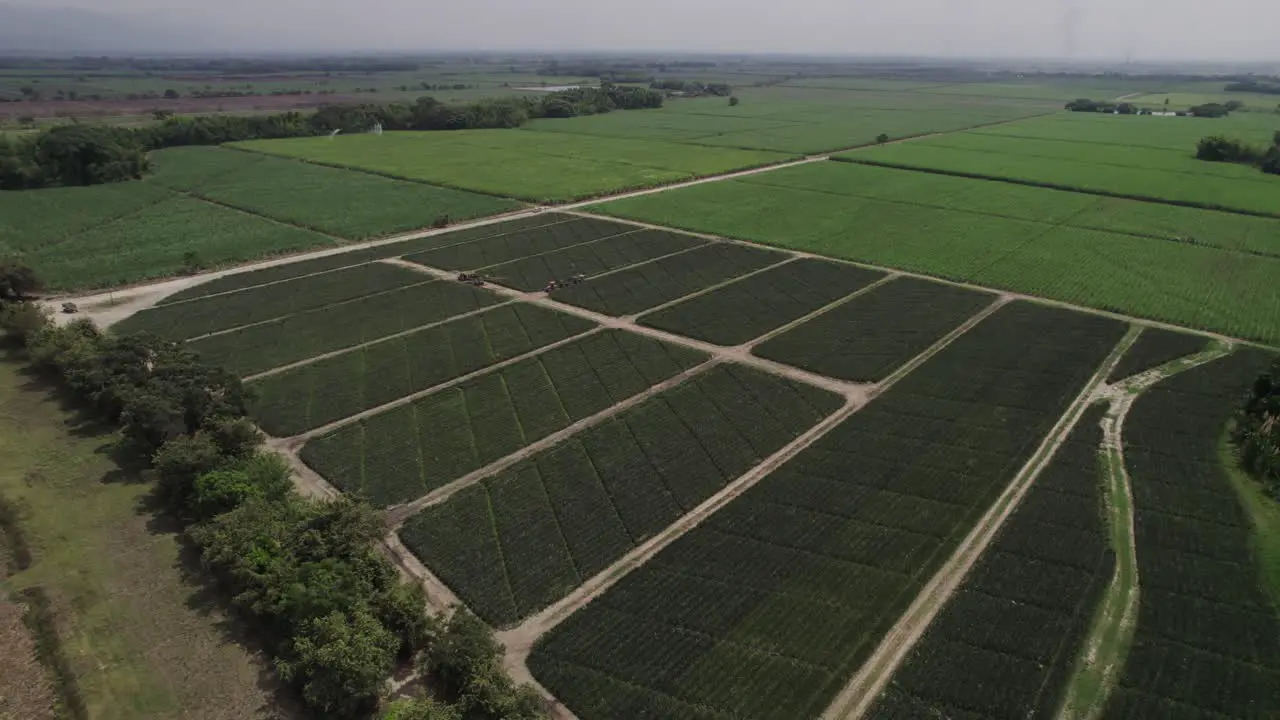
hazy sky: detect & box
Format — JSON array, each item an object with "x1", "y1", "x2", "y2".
[{"x1": 12, "y1": 0, "x2": 1280, "y2": 61}]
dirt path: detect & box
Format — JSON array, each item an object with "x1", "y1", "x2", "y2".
[
  {"x1": 821, "y1": 324, "x2": 1143, "y2": 720},
  {"x1": 492, "y1": 294, "x2": 1010, "y2": 714},
  {"x1": 1057, "y1": 342, "x2": 1232, "y2": 719}
]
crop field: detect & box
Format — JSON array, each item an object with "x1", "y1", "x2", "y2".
[
  {"x1": 232, "y1": 130, "x2": 793, "y2": 202},
  {"x1": 399, "y1": 363, "x2": 843, "y2": 626},
  {"x1": 528, "y1": 302, "x2": 1127, "y2": 720},
  {"x1": 524, "y1": 87, "x2": 1051, "y2": 155},
  {"x1": 842, "y1": 113, "x2": 1280, "y2": 216},
  {"x1": 113, "y1": 261, "x2": 429, "y2": 340},
  {"x1": 753, "y1": 277, "x2": 995, "y2": 382},
  {"x1": 552, "y1": 241, "x2": 786, "y2": 317},
  {"x1": 188, "y1": 279, "x2": 502, "y2": 376},
  {"x1": 870, "y1": 404, "x2": 1112, "y2": 718},
  {"x1": 156, "y1": 214, "x2": 570, "y2": 304},
  {"x1": 149, "y1": 146, "x2": 520, "y2": 238},
  {"x1": 1106, "y1": 327, "x2": 1210, "y2": 382},
  {"x1": 1107, "y1": 349, "x2": 1280, "y2": 717},
  {"x1": 404, "y1": 216, "x2": 636, "y2": 271},
  {"x1": 483, "y1": 228, "x2": 706, "y2": 292},
  {"x1": 638, "y1": 257, "x2": 885, "y2": 346},
  {"x1": 249, "y1": 304, "x2": 596, "y2": 437},
  {"x1": 0, "y1": 184, "x2": 335, "y2": 290},
  {"x1": 301, "y1": 330, "x2": 707, "y2": 507},
  {"x1": 592, "y1": 161, "x2": 1280, "y2": 344}
]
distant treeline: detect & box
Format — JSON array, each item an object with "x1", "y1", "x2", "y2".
[
  {"x1": 0, "y1": 56, "x2": 421, "y2": 74},
  {"x1": 649, "y1": 79, "x2": 733, "y2": 96},
  {"x1": 1196, "y1": 133, "x2": 1280, "y2": 175},
  {"x1": 1225, "y1": 80, "x2": 1280, "y2": 95},
  {"x1": 0, "y1": 84, "x2": 663, "y2": 190},
  {"x1": 1065, "y1": 97, "x2": 1242, "y2": 117}
]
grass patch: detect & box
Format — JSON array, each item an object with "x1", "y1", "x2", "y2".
[
  {"x1": 1220, "y1": 431, "x2": 1280, "y2": 612},
  {"x1": 0, "y1": 353, "x2": 286, "y2": 719}
]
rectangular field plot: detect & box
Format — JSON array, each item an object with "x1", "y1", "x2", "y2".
[
  {"x1": 528, "y1": 302, "x2": 1127, "y2": 720},
  {"x1": 156, "y1": 214, "x2": 570, "y2": 304},
  {"x1": 233, "y1": 130, "x2": 792, "y2": 202},
  {"x1": 249, "y1": 303, "x2": 596, "y2": 437},
  {"x1": 188, "y1": 280, "x2": 502, "y2": 377},
  {"x1": 753, "y1": 277, "x2": 995, "y2": 382},
  {"x1": 870, "y1": 404, "x2": 1112, "y2": 718},
  {"x1": 301, "y1": 330, "x2": 707, "y2": 507},
  {"x1": 404, "y1": 216, "x2": 635, "y2": 271},
  {"x1": 1105, "y1": 326, "x2": 1210, "y2": 383},
  {"x1": 638, "y1": 258, "x2": 885, "y2": 346},
  {"x1": 841, "y1": 115, "x2": 1280, "y2": 217},
  {"x1": 1106, "y1": 350, "x2": 1280, "y2": 718},
  {"x1": 593, "y1": 163, "x2": 1280, "y2": 345},
  {"x1": 398, "y1": 363, "x2": 844, "y2": 625},
  {"x1": 149, "y1": 146, "x2": 520, "y2": 239},
  {"x1": 113, "y1": 261, "x2": 428, "y2": 341},
  {"x1": 551, "y1": 242, "x2": 786, "y2": 317},
  {"x1": 484, "y1": 229, "x2": 706, "y2": 292},
  {"x1": 1, "y1": 188, "x2": 335, "y2": 292}
]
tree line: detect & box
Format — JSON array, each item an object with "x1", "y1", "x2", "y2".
[
  {"x1": 1065, "y1": 98, "x2": 1246, "y2": 117},
  {"x1": 1238, "y1": 359, "x2": 1280, "y2": 499},
  {"x1": 0, "y1": 286, "x2": 545, "y2": 720},
  {"x1": 1225, "y1": 80, "x2": 1280, "y2": 95},
  {"x1": 0, "y1": 84, "x2": 664, "y2": 190},
  {"x1": 1196, "y1": 132, "x2": 1280, "y2": 175}
]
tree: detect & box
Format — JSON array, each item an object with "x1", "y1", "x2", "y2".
[
  {"x1": 163, "y1": 89, "x2": 180, "y2": 99},
  {"x1": 0, "y1": 261, "x2": 44, "y2": 299},
  {"x1": 277, "y1": 608, "x2": 400, "y2": 718},
  {"x1": 0, "y1": 302, "x2": 50, "y2": 343},
  {"x1": 728, "y1": 96, "x2": 740, "y2": 107},
  {"x1": 876, "y1": 133, "x2": 890, "y2": 144},
  {"x1": 190, "y1": 452, "x2": 292, "y2": 519},
  {"x1": 152, "y1": 431, "x2": 226, "y2": 509}
]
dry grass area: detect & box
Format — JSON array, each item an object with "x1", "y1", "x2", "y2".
[
  {"x1": 0, "y1": 351, "x2": 295, "y2": 720},
  {"x1": 0, "y1": 589, "x2": 56, "y2": 720}
]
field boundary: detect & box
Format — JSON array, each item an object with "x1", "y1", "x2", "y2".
[{"x1": 821, "y1": 323, "x2": 1142, "y2": 720}]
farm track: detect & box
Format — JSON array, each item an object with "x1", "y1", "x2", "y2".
[
  {"x1": 1058, "y1": 342, "x2": 1232, "y2": 719},
  {"x1": 821, "y1": 324, "x2": 1143, "y2": 720}
]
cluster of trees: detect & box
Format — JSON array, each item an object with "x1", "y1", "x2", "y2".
[
  {"x1": 1225, "y1": 80, "x2": 1280, "y2": 95},
  {"x1": 649, "y1": 80, "x2": 733, "y2": 97},
  {"x1": 1066, "y1": 98, "x2": 1246, "y2": 118},
  {"x1": 1196, "y1": 132, "x2": 1280, "y2": 175},
  {"x1": 0, "y1": 296, "x2": 543, "y2": 719},
  {"x1": 1237, "y1": 359, "x2": 1280, "y2": 497},
  {"x1": 0, "y1": 84, "x2": 663, "y2": 190}
]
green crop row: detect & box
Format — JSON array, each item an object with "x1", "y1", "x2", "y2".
[
  {"x1": 639, "y1": 257, "x2": 884, "y2": 346},
  {"x1": 250, "y1": 303, "x2": 596, "y2": 436},
  {"x1": 115, "y1": 261, "x2": 428, "y2": 340},
  {"x1": 188, "y1": 279, "x2": 502, "y2": 376},
  {"x1": 553, "y1": 241, "x2": 786, "y2": 317},
  {"x1": 592, "y1": 164, "x2": 1280, "y2": 345},
  {"x1": 301, "y1": 329, "x2": 708, "y2": 508},
  {"x1": 754, "y1": 276, "x2": 994, "y2": 382},
  {"x1": 1106, "y1": 349, "x2": 1280, "y2": 718},
  {"x1": 404, "y1": 216, "x2": 634, "y2": 271},
  {"x1": 529, "y1": 302, "x2": 1128, "y2": 720},
  {"x1": 872, "y1": 404, "x2": 1112, "y2": 718},
  {"x1": 151, "y1": 146, "x2": 519, "y2": 239},
  {"x1": 158, "y1": 213, "x2": 571, "y2": 304},
  {"x1": 1106, "y1": 326, "x2": 1210, "y2": 383},
  {"x1": 485, "y1": 228, "x2": 706, "y2": 292},
  {"x1": 399, "y1": 363, "x2": 843, "y2": 626}
]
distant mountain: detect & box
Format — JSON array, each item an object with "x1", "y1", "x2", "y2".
[{"x1": 0, "y1": 4, "x2": 247, "y2": 54}]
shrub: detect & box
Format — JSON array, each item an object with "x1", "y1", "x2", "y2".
[{"x1": 278, "y1": 608, "x2": 400, "y2": 718}]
